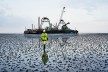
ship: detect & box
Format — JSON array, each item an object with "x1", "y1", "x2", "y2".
[{"x1": 24, "y1": 7, "x2": 78, "y2": 34}]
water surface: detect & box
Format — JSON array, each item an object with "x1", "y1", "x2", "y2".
[{"x1": 0, "y1": 33, "x2": 108, "y2": 72}]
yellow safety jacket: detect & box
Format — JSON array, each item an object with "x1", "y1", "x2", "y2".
[{"x1": 41, "y1": 33, "x2": 48, "y2": 44}]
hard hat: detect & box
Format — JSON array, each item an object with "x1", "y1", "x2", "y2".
[{"x1": 43, "y1": 29, "x2": 45, "y2": 32}]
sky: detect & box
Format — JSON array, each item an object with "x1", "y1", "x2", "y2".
[{"x1": 0, "y1": 0, "x2": 108, "y2": 33}]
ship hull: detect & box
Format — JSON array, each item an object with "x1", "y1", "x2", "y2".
[{"x1": 24, "y1": 30, "x2": 78, "y2": 34}]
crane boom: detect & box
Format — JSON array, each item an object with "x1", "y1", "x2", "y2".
[{"x1": 57, "y1": 7, "x2": 65, "y2": 28}]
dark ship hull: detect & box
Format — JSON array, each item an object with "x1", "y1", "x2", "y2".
[{"x1": 24, "y1": 29, "x2": 78, "y2": 34}]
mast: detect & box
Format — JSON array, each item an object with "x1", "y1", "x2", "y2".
[
  {"x1": 32, "y1": 24, "x2": 33, "y2": 30},
  {"x1": 38, "y1": 17, "x2": 41, "y2": 29},
  {"x1": 34, "y1": 25, "x2": 35, "y2": 29},
  {"x1": 25, "y1": 27, "x2": 26, "y2": 31}
]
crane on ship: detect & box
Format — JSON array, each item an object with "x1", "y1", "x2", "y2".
[
  {"x1": 40, "y1": 7, "x2": 70, "y2": 30},
  {"x1": 57, "y1": 7, "x2": 71, "y2": 30},
  {"x1": 57, "y1": 7, "x2": 66, "y2": 28}
]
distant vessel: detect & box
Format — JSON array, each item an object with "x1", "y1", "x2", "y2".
[{"x1": 24, "y1": 7, "x2": 78, "y2": 34}]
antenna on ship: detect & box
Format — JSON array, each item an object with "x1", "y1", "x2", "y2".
[
  {"x1": 38, "y1": 17, "x2": 41, "y2": 29},
  {"x1": 25, "y1": 27, "x2": 26, "y2": 31},
  {"x1": 57, "y1": 7, "x2": 65, "y2": 28},
  {"x1": 34, "y1": 25, "x2": 35, "y2": 29},
  {"x1": 32, "y1": 24, "x2": 33, "y2": 30}
]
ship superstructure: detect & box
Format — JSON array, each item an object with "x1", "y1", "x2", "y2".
[{"x1": 24, "y1": 7, "x2": 78, "y2": 34}]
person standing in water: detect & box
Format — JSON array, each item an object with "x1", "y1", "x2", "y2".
[{"x1": 41, "y1": 29, "x2": 48, "y2": 65}]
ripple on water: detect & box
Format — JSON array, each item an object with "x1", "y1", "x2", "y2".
[{"x1": 0, "y1": 34, "x2": 108, "y2": 72}]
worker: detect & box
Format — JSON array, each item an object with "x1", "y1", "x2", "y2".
[{"x1": 41, "y1": 29, "x2": 48, "y2": 50}]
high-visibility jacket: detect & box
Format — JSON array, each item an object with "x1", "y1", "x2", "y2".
[{"x1": 41, "y1": 33, "x2": 48, "y2": 41}]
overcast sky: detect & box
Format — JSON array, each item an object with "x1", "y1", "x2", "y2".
[{"x1": 0, "y1": 0, "x2": 108, "y2": 33}]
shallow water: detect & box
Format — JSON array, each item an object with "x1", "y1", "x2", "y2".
[{"x1": 0, "y1": 33, "x2": 108, "y2": 72}]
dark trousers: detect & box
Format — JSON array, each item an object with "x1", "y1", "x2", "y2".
[{"x1": 43, "y1": 44, "x2": 45, "y2": 53}]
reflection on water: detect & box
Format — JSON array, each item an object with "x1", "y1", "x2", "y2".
[
  {"x1": 42, "y1": 45, "x2": 48, "y2": 65},
  {"x1": 0, "y1": 34, "x2": 108, "y2": 72}
]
